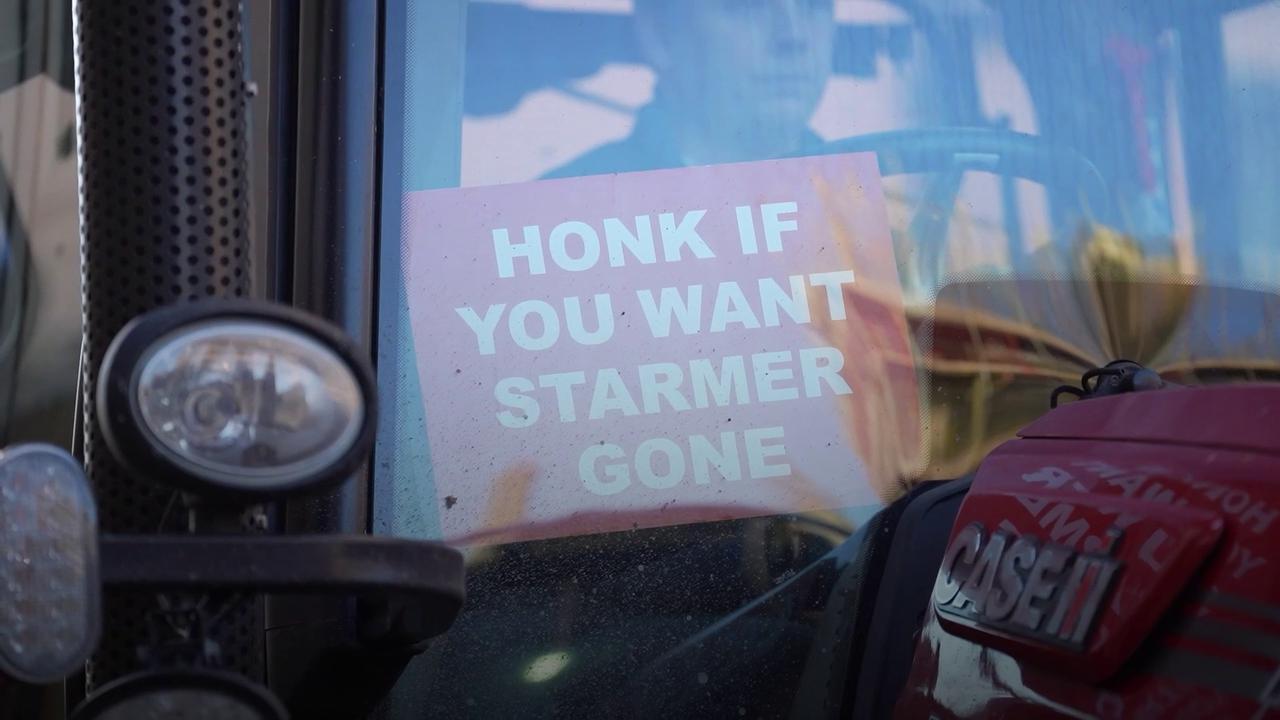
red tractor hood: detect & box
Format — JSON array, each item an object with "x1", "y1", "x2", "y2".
[
  {"x1": 897, "y1": 384, "x2": 1280, "y2": 719},
  {"x1": 1019, "y1": 384, "x2": 1280, "y2": 457}
]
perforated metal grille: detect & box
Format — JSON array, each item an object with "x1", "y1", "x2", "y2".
[{"x1": 74, "y1": 0, "x2": 260, "y2": 689}]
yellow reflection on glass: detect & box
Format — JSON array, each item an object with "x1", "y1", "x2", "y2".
[{"x1": 522, "y1": 651, "x2": 572, "y2": 683}]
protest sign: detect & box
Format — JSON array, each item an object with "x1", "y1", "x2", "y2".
[{"x1": 402, "y1": 152, "x2": 915, "y2": 543}]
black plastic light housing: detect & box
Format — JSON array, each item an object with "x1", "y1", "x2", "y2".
[
  {"x1": 71, "y1": 668, "x2": 288, "y2": 720},
  {"x1": 95, "y1": 299, "x2": 377, "y2": 499}
]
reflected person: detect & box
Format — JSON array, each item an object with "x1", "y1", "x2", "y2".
[{"x1": 548, "y1": 0, "x2": 837, "y2": 178}]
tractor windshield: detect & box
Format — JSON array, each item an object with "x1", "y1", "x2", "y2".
[{"x1": 374, "y1": 1, "x2": 1280, "y2": 717}]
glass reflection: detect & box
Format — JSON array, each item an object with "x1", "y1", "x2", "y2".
[{"x1": 549, "y1": 0, "x2": 838, "y2": 176}]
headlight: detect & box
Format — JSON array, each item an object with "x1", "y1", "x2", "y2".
[
  {"x1": 72, "y1": 669, "x2": 287, "y2": 720},
  {"x1": 97, "y1": 300, "x2": 375, "y2": 497},
  {"x1": 0, "y1": 444, "x2": 99, "y2": 683}
]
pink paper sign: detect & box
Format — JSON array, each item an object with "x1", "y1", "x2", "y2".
[{"x1": 402, "y1": 153, "x2": 913, "y2": 544}]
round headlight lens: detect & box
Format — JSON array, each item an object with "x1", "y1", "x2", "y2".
[{"x1": 135, "y1": 320, "x2": 364, "y2": 491}]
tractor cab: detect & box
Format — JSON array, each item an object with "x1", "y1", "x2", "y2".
[{"x1": 0, "y1": 0, "x2": 1277, "y2": 717}]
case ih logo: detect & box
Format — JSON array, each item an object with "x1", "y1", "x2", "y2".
[{"x1": 934, "y1": 522, "x2": 1124, "y2": 650}]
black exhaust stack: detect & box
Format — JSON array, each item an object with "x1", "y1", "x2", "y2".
[{"x1": 74, "y1": 0, "x2": 259, "y2": 692}]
